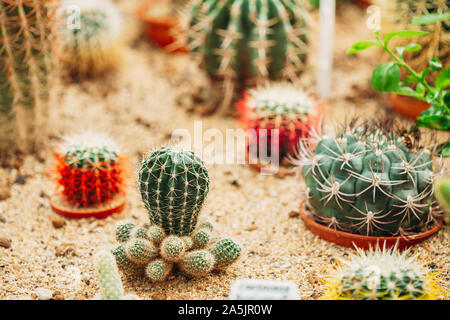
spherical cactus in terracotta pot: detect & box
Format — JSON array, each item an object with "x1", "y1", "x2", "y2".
[{"x1": 50, "y1": 131, "x2": 128, "y2": 218}]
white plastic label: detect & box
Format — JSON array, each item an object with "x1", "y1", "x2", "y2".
[{"x1": 229, "y1": 279, "x2": 300, "y2": 300}]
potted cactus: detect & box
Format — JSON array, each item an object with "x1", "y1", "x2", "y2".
[
  {"x1": 292, "y1": 118, "x2": 445, "y2": 249},
  {"x1": 111, "y1": 146, "x2": 242, "y2": 281},
  {"x1": 0, "y1": 0, "x2": 59, "y2": 155},
  {"x1": 178, "y1": 0, "x2": 310, "y2": 113},
  {"x1": 60, "y1": 0, "x2": 124, "y2": 80},
  {"x1": 49, "y1": 132, "x2": 128, "y2": 219},
  {"x1": 137, "y1": 0, "x2": 188, "y2": 53},
  {"x1": 321, "y1": 243, "x2": 445, "y2": 300},
  {"x1": 236, "y1": 83, "x2": 322, "y2": 175}
]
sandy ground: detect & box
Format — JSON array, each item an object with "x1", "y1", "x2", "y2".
[{"x1": 0, "y1": 1, "x2": 448, "y2": 300}]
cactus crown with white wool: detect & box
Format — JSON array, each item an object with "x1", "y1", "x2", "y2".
[
  {"x1": 294, "y1": 118, "x2": 444, "y2": 236},
  {"x1": 321, "y1": 244, "x2": 443, "y2": 300},
  {"x1": 179, "y1": 0, "x2": 310, "y2": 109},
  {"x1": 138, "y1": 146, "x2": 210, "y2": 236}
]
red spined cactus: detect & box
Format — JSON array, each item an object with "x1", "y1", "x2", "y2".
[
  {"x1": 53, "y1": 132, "x2": 127, "y2": 208},
  {"x1": 236, "y1": 83, "x2": 321, "y2": 162}
]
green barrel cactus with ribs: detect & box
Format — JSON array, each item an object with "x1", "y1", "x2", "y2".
[
  {"x1": 139, "y1": 146, "x2": 210, "y2": 236},
  {"x1": 179, "y1": 0, "x2": 310, "y2": 110},
  {"x1": 111, "y1": 146, "x2": 242, "y2": 281},
  {"x1": 296, "y1": 120, "x2": 442, "y2": 236}
]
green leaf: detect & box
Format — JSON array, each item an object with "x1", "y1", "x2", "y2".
[
  {"x1": 428, "y1": 57, "x2": 442, "y2": 71},
  {"x1": 436, "y1": 68, "x2": 450, "y2": 90},
  {"x1": 416, "y1": 104, "x2": 450, "y2": 130},
  {"x1": 416, "y1": 83, "x2": 426, "y2": 97},
  {"x1": 411, "y1": 12, "x2": 450, "y2": 25},
  {"x1": 371, "y1": 62, "x2": 401, "y2": 93},
  {"x1": 396, "y1": 44, "x2": 422, "y2": 57},
  {"x1": 384, "y1": 30, "x2": 429, "y2": 45},
  {"x1": 438, "y1": 142, "x2": 450, "y2": 157},
  {"x1": 394, "y1": 86, "x2": 421, "y2": 98},
  {"x1": 347, "y1": 41, "x2": 378, "y2": 55}
]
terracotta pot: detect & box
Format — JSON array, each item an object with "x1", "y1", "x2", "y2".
[
  {"x1": 49, "y1": 194, "x2": 126, "y2": 219},
  {"x1": 136, "y1": 0, "x2": 186, "y2": 53},
  {"x1": 299, "y1": 201, "x2": 442, "y2": 250},
  {"x1": 387, "y1": 93, "x2": 430, "y2": 120}
]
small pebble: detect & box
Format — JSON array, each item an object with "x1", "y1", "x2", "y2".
[
  {"x1": 35, "y1": 288, "x2": 53, "y2": 300},
  {"x1": 13, "y1": 175, "x2": 27, "y2": 185},
  {"x1": 288, "y1": 211, "x2": 300, "y2": 218},
  {"x1": 51, "y1": 216, "x2": 66, "y2": 229},
  {"x1": 151, "y1": 293, "x2": 167, "y2": 300},
  {"x1": 51, "y1": 290, "x2": 65, "y2": 300},
  {"x1": 246, "y1": 225, "x2": 258, "y2": 232},
  {"x1": 0, "y1": 236, "x2": 11, "y2": 249},
  {"x1": 0, "y1": 184, "x2": 11, "y2": 201}
]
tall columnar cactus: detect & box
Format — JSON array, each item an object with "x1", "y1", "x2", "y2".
[
  {"x1": 294, "y1": 119, "x2": 444, "y2": 236},
  {"x1": 435, "y1": 176, "x2": 450, "y2": 214},
  {"x1": 321, "y1": 244, "x2": 444, "y2": 300},
  {"x1": 138, "y1": 146, "x2": 210, "y2": 236},
  {"x1": 94, "y1": 250, "x2": 140, "y2": 300},
  {"x1": 179, "y1": 0, "x2": 310, "y2": 111},
  {"x1": 112, "y1": 220, "x2": 242, "y2": 281},
  {"x1": 60, "y1": 0, "x2": 123, "y2": 79},
  {"x1": 53, "y1": 132, "x2": 127, "y2": 208},
  {"x1": 380, "y1": 0, "x2": 449, "y2": 80},
  {"x1": 236, "y1": 83, "x2": 321, "y2": 161},
  {"x1": 0, "y1": 0, "x2": 59, "y2": 152}
]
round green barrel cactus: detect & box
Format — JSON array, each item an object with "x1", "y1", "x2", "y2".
[
  {"x1": 321, "y1": 244, "x2": 443, "y2": 300},
  {"x1": 296, "y1": 120, "x2": 440, "y2": 236},
  {"x1": 209, "y1": 237, "x2": 242, "y2": 269},
  {"x1": 138, "y1": 146, "x2": 210, "y2": 236},
  {"x1": 180, "y1": 250, "x2": 216, "y2": 277},
  {"x1": 180, "y1": 0, "x2": 310, "y2": 110}
]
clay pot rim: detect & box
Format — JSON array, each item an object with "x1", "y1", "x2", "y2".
[
  {"x1": 49, "y1": 194, "x2": 126, "y2": 219},
  {"x1": 387, "y1": 93, "x2": 430, "y2": 120},
  {"x1": 136, "y1": 0, "x2": 178, "y2": 26},
  {"x1": 298, "y1": 200, "x2": 442, "y2": 249}
]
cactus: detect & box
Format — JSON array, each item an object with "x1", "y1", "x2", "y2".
[
  {"x1": 94, "y1": 250, "x2": 140, "y2": 300},
  {"x1": 379, "y1": 0, "x2": 449, "y2": 81},
  {"x1": 192, "y1": 228, "x2": 211, "y2": 249},
  {"x1": 435, "y1": 176, "x2": 450, "y2": 214},
  {"x1": 146, "y1": 259, "x2": 173, "y2": 282},
  {"x1": 148, "y1": 225, "x2": 166, "y2": 244},
  {"x1": 209, "y1": 237, "x2": 242, "y2": 269},
  {"x1": 125, "y1": 238, "x2": 159, "y2": 264},
  {"x1": 321, "y1": 244, "x2": 444, "y2": 300},
  {"x1": 116, "y1": 221, "x2": 136, "y2": 242},
  {"x1": 161, "y1": 235, "x2": 186, "y2": 262},
  {"x1": 60, "y1": 0, "x2": 123, "y2": 79},
  {"x1": 179, "y1": 0, "x2": 310, "y2": 111},
  {"x1": 0, "y1": 0, "x2": 59, "y2": 153},
  {"x1": 294, "y1": 119, "x2": 443, "y2": 236},
  {"x1": 236, "y1": 83, "x2": 321, "y2": 161},
  {"x1": 53, "y1": 132, "x2": 127, "y2": 208},
  {"x1": 138, "y1": 146, "x2": 210, "y2": 236},
  {"x1": 180, "y1": 250, "x2": 215, "y2": 277}
]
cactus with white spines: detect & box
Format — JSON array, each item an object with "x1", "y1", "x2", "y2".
[
  {"x1": 178, "y1": 0, "x2": 310, "y2": 111},
  {"x1": 210, "y1": 237, "x2": 242, "y2": 269},
  {"x1": 60, "y1": 0, "x2": 123, "y2": 79},
  {"x1": 0, "y1": 0, "x2": 59, "y2": 153},
  {"x1": 321, "y1": 244, "x2": 444, "y2": 300},
  {"x1": 94, "y1": 250, "x2": 140, "y2": 300},
  {"x1": 293, "y1": 119, "x2": 444, "y2": 236},
  {"x1": 138, "y1": 146, "x2": 210, "y2": 236}
]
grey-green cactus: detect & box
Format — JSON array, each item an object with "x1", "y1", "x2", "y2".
[
  {"x1": 179, "y1": 0, "x2": 310, "y2": 111},
  {"x1": 192, "y1": 229, "x2": 212, "y2": 249},
  {"x1": 125, "y1": 239, "x2": 159, "y2": 264},
  {"x1": 146, "y1": 259, "x2": 173, "y2": 282},
  {"x1": 161, "y1": 236, "x2": 186, "y2": 262},
  {"x1": 94, "y1": 250, "x2": 140, "y2": 300},
  {"x1": 138, "y1": 146, "x2": 210, "y2": 236},
  {"x1": 180, "y1": 250, "x2": 215, "y2": 277},
  {"x1": 210, "y1": 237, "x2": 242, "y2": 269},
  {"x1": 294, "y1": 119, "x2": 442, "y2": 236}
]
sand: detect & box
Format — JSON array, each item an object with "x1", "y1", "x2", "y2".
[{"x1": 0, "y1": 1, "x2": 448, "y2": 300}]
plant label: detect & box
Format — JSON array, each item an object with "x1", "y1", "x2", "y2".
[{"x1": 229, "y1": 279, "x2": 300, "y2": 300}]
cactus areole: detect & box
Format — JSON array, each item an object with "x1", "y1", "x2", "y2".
[
  {"x1": 139, "y1": 146, "x2": 210, "y2": 236},
  {"x1": 296, "y1": 120, "x2": 442, "y2": 237}
]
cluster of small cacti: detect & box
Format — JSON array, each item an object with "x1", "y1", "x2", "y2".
[
  {"x1": 53, "y1": 132, "x2": 127, "y2": 208},
  {"x1": 294, "y1": 119, "x2": 443, "y2": 236},
  {"x1": 111, "y1": 146, "x2": 242, "y2": 281},
  {"x1": 0, "y1": 0, "x2": 59, "y2": 153},
  {"x1": 60, "y1": 0, "x2": 123, "y2": 79},
  {"x1": 94, "y1": 250, "x2": 140, "y2": 300},
  {"x1": 236, "y1": 83, "x2": 321, "y2": 161},
  {"x1": 380, "y1": 0, "x2": 449, "y2": 80},
  {"x1": 321, "y1": 244, "x2": 443, "y2": 300},
  {"x1": 178, "y1": 0, "x2": 310, "y2": 111}
]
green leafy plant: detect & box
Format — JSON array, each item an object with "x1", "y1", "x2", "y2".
[{"x1": 347, "y1": 19, "x2": 450, "y2": 155}]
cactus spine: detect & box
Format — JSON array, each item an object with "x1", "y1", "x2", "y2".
[
  {"x1": 0, "y1": 0, "x2": 59, "y2": 153},
  {"x1": 180, "y1": 0, "x2": 310, "y2": 111},
  {"x1": 321, "y1": 244, "x2": 444, "y2": 300},
  {"x1": 236, "y1": 83, "x2": 321, "y2": 161},
  {"x1": 294, "y1": 119, "x2": 442, "y2": 236},
  {"x1": 60, "y1": 0, "x2": 123, "y2": 79},
  {"x1": 95, "y1": 250, "x2": 140, "y2": 300},
  {"x1": 53, "y1": 132, "x2": 127, "y2": 208},
  {"x1": 138, "y1": 146, "x2": 210, "y2": 236}
]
